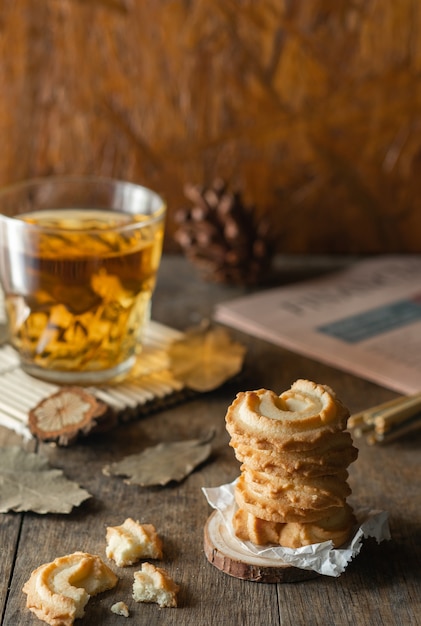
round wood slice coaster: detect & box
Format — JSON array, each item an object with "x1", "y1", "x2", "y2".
[{"x1": 204, "y1": 511, "x2": 319, "y2": 583}]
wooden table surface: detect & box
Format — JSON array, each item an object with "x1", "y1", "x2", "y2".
[{"x1": 0, "y1": 256, "x2": 420, "y2": 626}]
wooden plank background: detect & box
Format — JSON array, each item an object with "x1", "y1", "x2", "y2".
[
  {"x1": 1, "y1": 0, "x2": 421, "y2": 254},
  {"x1": 1, "y1": 256, "x2": 420, "y2": 625}
]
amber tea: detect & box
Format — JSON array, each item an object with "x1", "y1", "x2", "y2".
[{"x1": 1, "y1": 206, "x2": 164, "y2": 383}]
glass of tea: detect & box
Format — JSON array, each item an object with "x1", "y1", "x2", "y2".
[{"x1": 0, "y1": 176, "x2": 166, "y2": 384}]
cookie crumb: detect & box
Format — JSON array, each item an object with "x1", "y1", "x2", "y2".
[{"x1": 111, "y1": 601, "x2": 129, "y2": 617}]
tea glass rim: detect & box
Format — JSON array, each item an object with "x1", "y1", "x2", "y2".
[{"x1": 0, "y1": 175, "x2": 166, "y2": 234}]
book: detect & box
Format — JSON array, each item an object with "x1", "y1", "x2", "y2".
[{"x1": 214, "y1": 255, "x2": 421, "y2": 394}]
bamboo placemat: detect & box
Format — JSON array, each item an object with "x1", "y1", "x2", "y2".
[{"x1": 0, "y1": 290, "x2": 189, "y2": 439}]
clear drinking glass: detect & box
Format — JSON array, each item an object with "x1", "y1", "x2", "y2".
[{"x1": 0, "y1": 176, "x2": 166, "y2": 384}]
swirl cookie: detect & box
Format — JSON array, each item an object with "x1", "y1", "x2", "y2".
[
  {"x1": 22, "y1": 552, "x2": 118, "y2": 626},
  {"x1": 233, "y1": 504, "x2": 356, "y2": 549},
  {"x1": 231, "y1": 431, "x2": 358, "y2": 477},
  {"x1": 226, "y1": 380, "x2": 358, "y2": 548},
  {"x1": 226, "y1": 381, "x2": 349, "y2": 447},
  {"x1": 241, "y1": 467, "x2": 351, "y2": 500},
  {"x1": 235, "y1": 473, "x2": 347, "y2": 523}
]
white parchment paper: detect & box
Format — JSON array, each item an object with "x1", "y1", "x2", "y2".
[{"x1": 202, "y1": 479, "x2": 391, "y2": 577}]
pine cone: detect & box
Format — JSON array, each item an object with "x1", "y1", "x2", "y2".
[{"x1": 174, "y1": 179, "x2": 275, "y2": 285}]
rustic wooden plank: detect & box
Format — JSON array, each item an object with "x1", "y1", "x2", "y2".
[
  {"x1": 2, "y1": 4, "x2": 421, "y2": 254},
  {"x1": 3, "y1": 395, "x2": 282, "y2": 625},
  {"x1": 0, "y1": 429, "x2": 36, "y2": 623},
  {"x1": 1, "y1": 256, "x2": 420, "y2": 625},
  {"x1": 274, "y1": 440, "x2": 421, "y2": 625}
]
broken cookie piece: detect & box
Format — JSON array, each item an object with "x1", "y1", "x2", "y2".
[
  {"x1": 111, "y1": 601, "x2": 129, "y2": 617},
  {"x1": 106, "y1": 518, "x2": 163, "y2": 567},
  {"x1": 22, "y1": 551, "x2": 118, "y2": 626},
  {"x1": 132, "y1": 562, "x2": 179, "y2": 608}
]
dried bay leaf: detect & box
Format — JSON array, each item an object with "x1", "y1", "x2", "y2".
[
  {"x1": 168, "y1": 323, "x2": 246, "y2": 392},
  {"x1": 103, "y1": 432, "x2": 214, "y2": 486},
  {"x1": 0, "y1": 446, "x2": 91, "y2": 514}
]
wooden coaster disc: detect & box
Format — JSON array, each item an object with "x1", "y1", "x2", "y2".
[{"x1": 204, "y1": 511, "x2": 319, "y2": 583}]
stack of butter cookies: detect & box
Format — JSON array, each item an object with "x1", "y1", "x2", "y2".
[{"x1": 225, "y1": 379, "x2": 358, "y2": 548}]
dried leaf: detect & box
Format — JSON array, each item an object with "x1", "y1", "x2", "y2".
[
  {"x1": 168, "y1": 323, "x2": 246, "y2": 391},
  {"x1": 103, "y1": 432, "x2": 214, "y2": 486},
  {"x1": 0, "y1": 446, "x2": 92, "y2": 513}
]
